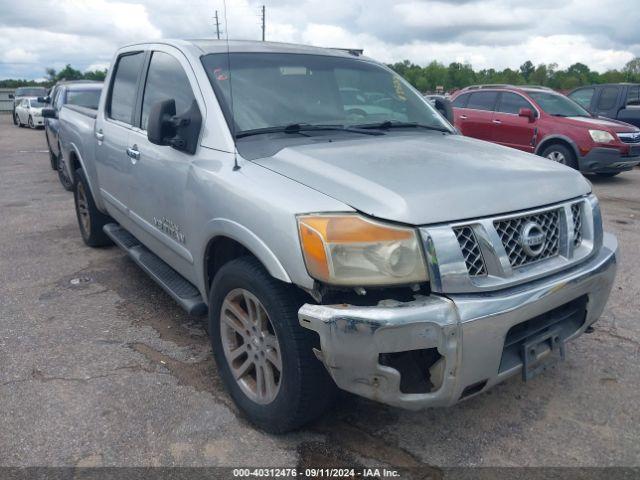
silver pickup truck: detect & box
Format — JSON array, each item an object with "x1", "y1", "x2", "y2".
[{"x1": 58, "y1": 40, "x2": 618, "y2": 433}]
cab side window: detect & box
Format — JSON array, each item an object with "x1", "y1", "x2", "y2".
[
  {"x1": 108, "y1": 52, "x2": 145, "y2": 124},
  {"x1": 597, "y1": 87, "x2": 619, "y2": 111},
  {"x1": 497, "y1": 92, "x2": 534, "y2": 114},
  {"x1": 569, "y1": 88, "x2": 594, "y2": 109},
  {"x1": 141, "y1": 51, "x2": 196, "y2": 131}
]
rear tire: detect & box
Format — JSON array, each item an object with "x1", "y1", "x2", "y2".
[
  {"x1": 57, "y1": 148, "x2": 74, "y2": 191},
  {"x1": 74, "y1": 168, "x2": 113, "y2": 247},
  {"x1": 540, "y1": 143, "x2": 578, "y2": 170},
  {"x1": 209, "y1": 257, "x2": 337, "y2": 433}
]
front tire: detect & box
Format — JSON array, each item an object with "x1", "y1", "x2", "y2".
[
  {"x1": 595, "y1": 172, "x2": 620, "y2": 178},
  {"x1": 46, "y1": 133, "x2": 58, "y2": 170},
  {"x1": 74, "y1": 168, "x2": 113, "y2": 247},
  {"x1": 28, "y1": 116, "x2": 34, "y2": 129},
  {"x1": 209, "y1": 257, "x2": 337, "y2": 433},
  {"x1": 541, "y1": 143, "x2": 578, "y2": 170},
  {"x1": 12, "y1": 111, "x2": 18, "y2": 125}
]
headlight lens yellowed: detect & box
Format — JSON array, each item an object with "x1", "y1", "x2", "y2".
[
  {"x1": 297, "y1": 214, "x2": 428, "y2": 286},
  {"x1": 589, "y1": 129, "x2": 615, "y2": 143}
]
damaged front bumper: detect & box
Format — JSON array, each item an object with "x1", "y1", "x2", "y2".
[{"x1": 298, "y1": 233, "x2": 618, "y2": 410}]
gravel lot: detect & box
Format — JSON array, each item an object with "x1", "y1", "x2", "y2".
[{"x1": 1, "y1": 113, "x2": 639, "y2": 472}]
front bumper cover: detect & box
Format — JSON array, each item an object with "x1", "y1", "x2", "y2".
[
  {"x1": 299, "y1": 233, "x2": 617, "y2": 410},
  {"x1": 579, "y1": 147, "x2": 640, "y2": 173}
]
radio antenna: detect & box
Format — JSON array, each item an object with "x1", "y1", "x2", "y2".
[{"x1": 223, "y1": 0, "x2": 240, "y2": 171}]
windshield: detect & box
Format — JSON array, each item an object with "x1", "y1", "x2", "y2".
[
  {"x1": 16, "y1": 87, "x2": 46, "y2": 97},
  {"x1": 29, "y1": 99, "x2": 45, "y2": 108},
  {"x1": 201, "y1": 53, "x2": 450, "y2": 136},
  {"x1": 528, "y1": 91, "x2": 590, "y2": 117},
  {"x1": 67, "y1": 89, "x2": 101, "y2": 110}
]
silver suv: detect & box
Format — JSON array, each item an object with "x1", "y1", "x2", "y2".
[{"x1": 58, "y1": 40, "x2": 617, "y2": 432}]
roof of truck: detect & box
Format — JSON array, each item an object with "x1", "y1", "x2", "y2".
[{"x1": 123, "y1": 39, "x2": 368, "y2": 60}]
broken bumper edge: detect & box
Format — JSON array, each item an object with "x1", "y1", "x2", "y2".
[{"x1": 298, "y1": 233, "x2": 618, "y2": 410}]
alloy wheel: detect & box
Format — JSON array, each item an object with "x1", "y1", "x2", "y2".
[
  {"x1": 547, "y1": 151, "x2": 566, "y2": 164},
  {"x1": 219, "y1": 288, "x2": 282, "y2": 405}
]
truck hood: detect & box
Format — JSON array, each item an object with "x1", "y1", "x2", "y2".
[
  {"x1": 562, "y1": 115, "x2": 640, "y2": 133},
  {"x1": 252, "y1": 133, "x2": 592, "y2": 225}
]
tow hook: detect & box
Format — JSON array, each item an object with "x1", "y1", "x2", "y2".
[{"x1": 585, "y1": 326, "x2": 595, "y2": 334}]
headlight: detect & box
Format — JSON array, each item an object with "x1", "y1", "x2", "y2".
[
  {"x1": 589, "y1": 130, "x2": 615, "y2": 143},
  {"x1": 297, "y1": 214, "x2": 428, "y2": 286}
]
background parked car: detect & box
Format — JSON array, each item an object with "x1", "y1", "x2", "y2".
[
  {"x1": 40, "y1": 80, "x2": 103, "y2": 190},
  {"x1": 13, "y1": 97, "x2": 46, "y2": 129},
  {"x1": 568, "y1": 83, "x2": 640, "y2": 128},
  {"x1": 9, "y1": 86, "x2": 47, "y2": 125},
  {"x1": 451, "y1": 85, "x2": 640, "y2": 177}
]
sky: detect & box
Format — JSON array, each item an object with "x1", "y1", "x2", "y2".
[{"x1": 0, "y1": 0, "x2": 639, "y2": 80}]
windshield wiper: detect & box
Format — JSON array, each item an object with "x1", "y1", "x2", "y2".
[
  {"x1": 354, "y1": 120, "x2": 450, "y2": 133},
  {"x1": 236, "y1": 123, "x2": 384, "y2": 138}
]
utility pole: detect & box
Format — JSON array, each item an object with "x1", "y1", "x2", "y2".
[
  {"x1": 214, "y1": 10, "x2": 222, "y2": 40},
  {"x1": 261, "y1": 5, "x2": 265, "y2": 41}
]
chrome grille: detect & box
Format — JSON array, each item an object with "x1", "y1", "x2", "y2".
[
  {"x1": 494, "y1": 210, "x2": 560, "y2": 268},
  {"x1": 453, "y1": 226, "x2": 486, "y2": 276},
  {"x1": 617, "y1": 132, "x2": 640, "y2": 144},
  {"x1": 571, "y1": 203, "x2": 583, "y2": 246}
]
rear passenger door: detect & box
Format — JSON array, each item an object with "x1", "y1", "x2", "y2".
[
  {"x1": 126, "y1": 47, "x2": 203, "y2": 276},
  {"x1": 94, "y1": 51, "x2": 146, "y2": 219},
  {"x1": 456, "y1": 91, "x2": 498, "y2": 141},
  {"x1": 492, "y1": 92, "x2": 537, "y2": 153}
]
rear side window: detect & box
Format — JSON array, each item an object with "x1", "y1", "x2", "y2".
[
  {"x1": 54, "y1": 88, "x2": 64, "y2": 110},
  {"x1": 67, "y1": 90, "x2": 101, "y2": 110},
  {"x1": 141, "y1": 51, "x2": 196, "y2": 131},
  {"x1": 597, "y1": 87, "x2": 619, "y2": 111},
  {"x1": 569, "y1": 88, "x2": 594, "y2": 109},
  {"x1": 497, "y1": 92, "x2": 533, "y2": 114},
  {"x1": 109, "y1": 52, "x2": 145, "y2": 124},
  {"x1": 466, "y1": 91, "x2": 498, "y2": 111},
  {"x1": 452, "y1": 93, "x2": 469, "y2": 108},
  {"x1": 627, "y1": 86, "x2": 640, "y2": 107}
]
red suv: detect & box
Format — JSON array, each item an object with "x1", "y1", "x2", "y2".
[{"x1": 451, "y1": 85, "x2": 640, "y2": 176}]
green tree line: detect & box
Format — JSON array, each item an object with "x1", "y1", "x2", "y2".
[
  {"x1": 0, "y1": 64, "x2": 107, "y2": 88},
  {"x1": 389, "y1": 57, "x2": 640, "y2": 93}
]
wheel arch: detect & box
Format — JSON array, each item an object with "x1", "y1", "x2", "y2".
[
  {"x1": 535, "y1": 135, "x2": 580, "y2": 159},
  {"x1": 202, "y1": 219, "x2": 292, "y2": 294}
]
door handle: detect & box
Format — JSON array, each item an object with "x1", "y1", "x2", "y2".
[
  {"x1": 460, "y1": 114, "x2": 468, "y2": 119},
  {"x1": 492, "y1": 119, "x2": 502, "y2": 124},
  {"x1": 95, "y1": 130, "x2": 104, "y2": 141},
  {"x1": 126, "y1": 145, "x2": 141, "y2": 162}
]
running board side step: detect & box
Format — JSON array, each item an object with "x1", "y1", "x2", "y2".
[{"x1": 103, "y1": 223, "x2": 207, "y2": 316}]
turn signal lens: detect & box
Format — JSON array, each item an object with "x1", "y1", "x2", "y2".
[{"x1": 297, "y1": 214, "x2": 428, "y2": 286}]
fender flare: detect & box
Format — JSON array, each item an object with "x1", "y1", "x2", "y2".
[
  {"x1": 65, "y1": 141, "x2": 106, "y2": 211},
  {"x1": 200, "y1": 218, "x2": 292, "y2": 288},
  {"x1": 534, "y1": 135, "x2": 581, "y2": 159}
]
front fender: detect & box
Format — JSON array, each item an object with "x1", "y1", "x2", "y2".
[{"x1": 199, "y1": 218, "x2": 292, "y2": 291}]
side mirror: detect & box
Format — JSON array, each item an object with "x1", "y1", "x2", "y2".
[
  {"x1": 147, "y1": 99, "x2": 201, "y2": 155},
  {"x1": 38, "y1": 96, "x2": 51, "y2": 104},
  {"x1": 42, "y1": 108, "x2": 57, "y2": 119},
  {"x1": 519, "y1": 107, "x2": 536, "y2": 122},
  {"x1": 434, "y1": 97, "x2": 454, "y2": 124},
  {"x1": 8, "y1": 94, "x2": 14, "y2": 99}
]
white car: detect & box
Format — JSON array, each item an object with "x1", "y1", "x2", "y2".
[{"x1": 14, "y1": 97, "x2": 45, "y2": 129}]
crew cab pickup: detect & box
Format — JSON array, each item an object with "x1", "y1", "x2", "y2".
[
  {"x1": 58, "y1": 40, "x2": 618, "y2": 433},
  {"x1": 569, "y1": 83, "x2": 640, "y2": 128}
]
